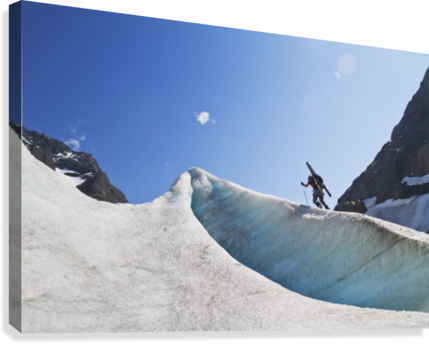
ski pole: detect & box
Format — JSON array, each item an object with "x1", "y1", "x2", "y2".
[{"x1": 302, "y1": 186, "x2": 309, "y2": 206}]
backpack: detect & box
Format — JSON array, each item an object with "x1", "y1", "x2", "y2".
[{"x1": 314, "y1": 174, "x2": 324, "y2": 185}]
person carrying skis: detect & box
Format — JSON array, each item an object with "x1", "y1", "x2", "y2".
[{"x1": 301, "y1": 175, "x2": 330, "y2": 209}]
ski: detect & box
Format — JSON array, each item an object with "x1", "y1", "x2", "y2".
[{"x1": 306, "y1": 162, "x2": 332, "y2": 197}]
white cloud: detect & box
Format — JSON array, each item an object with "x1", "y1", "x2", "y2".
[
  {"x1": 68, "y1": 123, "x2": 78, "y2": 134},
  {"x1": 334, "y1": 71, "x2": 341, "y2": 80},
  {"x1": 65, "y1": 122, "x2": 88, "y2": 150},
  {"x1": 65, "y1": 139, "x2": 80, "y2": 151},
  {"x1": 194, "y1": 111, "x2": 215, "y2": 125}
]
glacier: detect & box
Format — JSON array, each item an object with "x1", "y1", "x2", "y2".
[
  {"x1": 190, "y1": 168, "x2": 429, "y2": 312},
  {"x1": 10, "y1": 127, "x2": 429, "y2": 332},
  {"x1": 366, "y1": 194, "x2": 429, "y2": 234}
]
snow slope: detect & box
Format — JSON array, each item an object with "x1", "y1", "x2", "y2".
[
  {"x1": 10, "y1": 128, "x2": 429, "y2": 332},
  {"x1": 190, "y1": 168, "x2": 429, "y2": 312},
  {"x1": 366, "y1": 194, "x2": 429, "y2": 233},
  {"x1": 55, "y1": 168, "x2": 89, "y2": 186}
]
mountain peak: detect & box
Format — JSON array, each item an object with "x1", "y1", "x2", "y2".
[
  {"x1": 391, "y1": 67, "x2": 429, "y2": 141},
  {"x1": 335, "y1": 68, "x2": 429, "y2": 233},
  {"x1": 10, "y1": 121, "x2": 129, "y2": 204}
]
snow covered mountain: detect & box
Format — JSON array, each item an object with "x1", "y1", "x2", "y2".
[
  {"x1": 10, "y1": 127, "x2": 429, "y2": 332},
  {"x1": 9, "y1": 121, "x2": 128, "y2": 204},
  {"x1": 335, "y1": 67, "x2": 429, "y2": 233}
]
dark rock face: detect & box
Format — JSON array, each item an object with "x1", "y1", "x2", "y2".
[
  {"x1": 10, "y1": 121, "x2": 128, "y2": 204},
  {"x1": 335, "y1": 68, "x2": 429, "y2": 212},
  {"x1": 334, "y1": 200, "x2": 367, "y2": 214}
]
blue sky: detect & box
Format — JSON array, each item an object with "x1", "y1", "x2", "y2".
[{"x1": 21, "y1": 1, "x2": 429, "y2": 206}]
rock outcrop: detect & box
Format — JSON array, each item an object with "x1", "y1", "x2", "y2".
[
  {"x1": 335, "y1": 68, "x2": 429, "y2": 215},
  {"x1": 10, "y1": 121, "x2": 128, "y2": 204}
]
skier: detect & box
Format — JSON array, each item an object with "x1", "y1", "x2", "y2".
[{"x1": 301, "y1": 175, "x2": 330, "y2": 209}]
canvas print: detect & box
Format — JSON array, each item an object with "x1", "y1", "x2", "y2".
[{"x1": 9, "y1": 0, "x2": 429, "y2": 333}]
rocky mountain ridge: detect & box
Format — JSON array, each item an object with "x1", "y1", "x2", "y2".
[
  {"x1": 10, "y1": 121, "x2": 128, "y2": 204},
  {"x1": 335, "y1": 67, "x2": 429, "y2": 231}
]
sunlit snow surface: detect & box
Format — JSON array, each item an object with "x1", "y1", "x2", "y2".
[
  {"x1": 361, "y1": 186, "x2": 428, "y2": 233},
  {"x1": 55, "y1": 168, "x2": 87, "y2": 186},
  {"x1": 11, "y1": 128, "x2": 429, "y2": 332},
  {"x1": 366, "y1": 195, "x2": 429, "y2": 233},
  {"x1": 402, "y1": 173, "x2": 429, "y2": 186}
]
